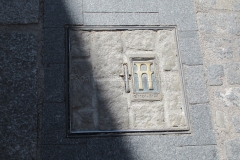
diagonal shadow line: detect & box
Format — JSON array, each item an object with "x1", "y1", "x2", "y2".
[{"x1": 42, "y1": 0, "x2": 136, "y2": 159}]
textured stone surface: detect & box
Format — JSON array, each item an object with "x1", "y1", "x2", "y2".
[
  {"x1": 97, "y1": 81, "x2": 128, "y2": 130},
  {"x1": 70, "y1": 59, "x2": 96, "y2": 131},
  {"x1": 84, "y1": 13, "x2": 159, "y2": 25},
  {"x1": 226, "y1": 63, "x2": 240, "y2": 85},
  {"x1": 69, "y1": 29, "x2": 189, "y2": 132},
  {"x1": 0, "y1": 33, "x2": 38, "y2": 159},
  {"x1": 123, "y1": 30, "x2": 155, "y2": 51},
  {"x1": 42, "y1": 145, "x2": 87, "y2": 160},
  {"x1": 130, "y1": 101, "x2": 164, "y2": 129},
  {"x1": 173, "y1": 0, "x2": 198, "y2": 31},
  {"x1": 158, "y1": 0, "x2": 175, "y2": 25},
  {"x1": 197, "y1": 12, "x2": 240, "y2": 35},
  {"x1": 92, "y1": 31, "x2": 123, "y2": 78},
  {"x1": 201, "y1": 36, "x2": 234, "y2": 63},
  {"x1": 232, "y1": 115, "x2": 240, "y2": 133},
  {"x1": 183, "y1": 65, "x2": 209, "y2": 104},
  {"x1": 226, "y1": 138, "x2": 240, "y2": 160},
  {"x1": 44, "y1": 64, "x2": 64, "y2": 102},
  {"x1": 70, "y1": 31, "x2": 91, "y2": 58},
  {"x1": 216, "y1": 88, "x2": 240, "y2": 107},
  {"x1": 42, "y1": 103, "x2": 87, "y2": 144},
  {"x1": 216, "y1": 110, "x2": 227, "y2": 128},
  {"x1": 87, "y1": 136, "x2": 178, "y2": 160},
  {"x1": 195, "y1": 0, "x2": 240, "y2": 12},
  {"x1": 44, "y1": 0, "x2": 83, "y2": 27},
  {"x1": 162, "y1": 71, "x2": 187, "y2": 127},
  {"x1": 176, "y1": 145, "x2": 218, "y2": 160},
  {"x1": 183, "y1": 105, "x2": 216, "y2": 146},
  {"x1": 207, "y1": 65, "x2": 224, "y2": 86},
  {"x1": 44, "y1": 28, "x2": 65, "y2": 63},
  {"x1": 83, "y1": 0, "x2": 158, "y2": 12},
  {"x1": 0, "y1": 0, "x2": 39, "y2": 24},
  {"x1": 178, "y1": 31, "x2": 203, "y2": 65},
  {"x1": 70, "y1": 60, "x2": 93, "y2": 110},
  {"x1": 86, "y1": 105, "x2": 216, "y2": 160},
  {"x1": 157, "y1": 30, "x2": 179, "y2": 70}
]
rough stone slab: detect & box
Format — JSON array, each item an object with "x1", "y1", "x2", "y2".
[
  {"x1": 96, "y1": 80, "x2": 128, "y2": 130},
  {"x1": 44, "y1": 64, "x2": 64, "y2": 103},
  {"x1": 201, "y1": 36, "x2": 234, "y2": 63},
  {"x1": 195, "y1": 0, "x2": 240, "y2": 11},
  {"x1": 156, "y1": 30, "x2": 179, "y2": 70},
  {"x1": 0, "y1": 0, "x2": 38, "y2": 24},
  {"x1": 207, "y1": 65, "x2": 224, "y2": 86},
  {"x1": 173, "y1": 0, "x2": 198, "y2": 31},
  {"x1": 158, "y1": 0, "x2": 175, "y2": 25},
  {"x1": 0, "y1": 33, "x2": 38, "y2": 159},
  {"x1": 92, "y1": 31, "x2": 123, "y2": 78},
  {"x1": 44, "y1": 28, "x2": 65, "y2": 63},
  {"x1": 70, "y1": 31, "x2": 91, "y2": 58},
  {"x1": 183, "y1": 65, "x2": 209, "y2": 104},
  {"x1": 84, "y1": 13, "x2": 159, "y2": 25},
  {"x1": 130, "y1": 101, "x2": 164, "y2": 129},
  {"x1": 41, "y1": 145, "x2": 87, "y2": 160},
  {"x1": 158, "y1": 0, "x2": 197, "y2": 29},
  {"x1": 70, "y1": 60, "x2": 93, "y2": 110},
  {"x1": 44, "y1": 0, "x2": 83, "y2": 27},
  {"x1": 197, "y1": 12, "x2": 240, "y2": 35},
  {"x1": 178, "y1": 31, "x2": 203, "y2": 65},
  {"x1": 232, "y1": 115, "x2": 240, "y2": 133},
  {"x1": 216, "y1": 88, "x2": 240, "y2": 107},
  {"x1": 87, "y1": 136, "x2": 177, "y2": 160},
  {"x1": 226, "y1": 62, "x2": 240, "y2": 85},
  {"x1": 216, "y1": 110, "x2": 227, "y2": 128},
  {"x1": 123, "y1": 30, "x2": 155, "y2": 51},
  {"x1": 172, "y1": 104, "x2": 216, "y2": 146},
  {"x1": 226, "y1": 138, "x2": 240, "y2": 160},
  {"x1": 83, "y1": 0, "x2": 158, "y2": 12},
  {"x1": 42, "y1": 103, "x2": 87, "y2": 144},
  {"x1": 176, "y1": 145, "x2": 218, "y2": 160}
]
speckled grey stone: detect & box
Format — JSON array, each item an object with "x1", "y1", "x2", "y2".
[
  {"x1": 176, "y1": 145, "x2": 218, "y2": 160},
  {"x1": 183, "y1": 65, "x2": 209, "y2": 104},
  {"x1": 0, "y1": 33, "x2": 38, "y2": 159},
  {"x1": 158, "y1": 0, "x2": 175, "y2": 25},
  {"x1": 86, "y1": 104, "x2": 216, "y2": 160},
  {"x1": 158, "y1": 0, "x2": 198, "y2": 30},
  {"x1": 83, "y1": 0, "x2": 158, "y2": 12},
  {"x1": 42, "y1": 103, "x2": 87, "y2": 144},
  {"x1": 226, "y1": 62, "x2": 240, "y2": 85},
  {"x1": 173, "y1": 104, "x2": 216, "y2": 146},
  {"x1": 87, "y1": 136, "x2": 177, "y2": 160},
  {"x1": 173, "y1": 0, "x2": 198, "y2": 31},
  {"x1": 44, "y1": 28, "x2": 65, "y2": 63},
  {"x1": 0, "y1": 0, "x2": 39, "y2": 24},
  {"x1": 42, "y1": 145, "x2": 87, "y2": 160},
  {"x1": 207, "y1": 65, "x2": 224, "y2": 86},
  {"x1": 178, "y1": 31, "x2": 203, "y2": 65},
  {"x1": 215, "y1": 88, "x2": 240, "y2": 107},
  {"x1": 44, "y1": 0, "x2": 83, "y2": 27},
  {"x1": 201, "y1": 36, "x2": 233, "y2": 61},
  {"x1": 84, "y1": 13, "x2": 159, "y2": 25},
  {"x1": 197, "y1": 12, "x2": 240, "y2": 35},
  {"x1": 44, "y1": 64, "x2": 64, "y2": 102},
  {"x1": 233, "y1": 115, "x2": 240, "y2": 133},
  {"x1": 226, "y1": 138, "x2": 240, "y2": 160}
]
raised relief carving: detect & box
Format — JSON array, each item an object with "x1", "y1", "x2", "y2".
[
  {"x1": 134, "y1": 62, "x2": 153, "y2": 90},
  {"x1": 129, "y1": 55, "x2": 162, "y2": 101}
]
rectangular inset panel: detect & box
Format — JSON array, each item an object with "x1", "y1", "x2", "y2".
[{"x1": 67, "y1": 26, "x2": 190, "y2": 135}]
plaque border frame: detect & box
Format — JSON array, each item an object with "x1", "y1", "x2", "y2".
[{"x1": 65, "y1": 25, "x2": 191, "y2": 137}]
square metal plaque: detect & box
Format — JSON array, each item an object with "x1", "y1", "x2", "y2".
[{"x1": 66, "y1": 26, "x2": 190, "y2": 136}]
